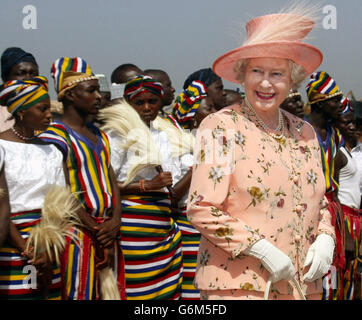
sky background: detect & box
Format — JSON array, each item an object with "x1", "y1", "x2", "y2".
[{"x1": 0, "y1": 0, "x2": 361, "y2": 101}]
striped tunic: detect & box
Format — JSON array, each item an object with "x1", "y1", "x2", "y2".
[
  {"x1": 38, "y1": 121, "x2": 119, "y2": 299},
  {"x1": 38, "y1": 120, "x2": 114, "y2": 217},
  {"x1": 315, "y1": 124, "x2": 345, "y2": 300},
  {"x1": 316, "y1": 124, "x2": 344, "y2": 194}
]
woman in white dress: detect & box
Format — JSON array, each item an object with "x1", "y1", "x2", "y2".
[
  {"x1": 0, "y1": 76, "x2": 65, "y2": 299},
  {"x1": 98, "y1": 75, "x2": 191, "y2": 299}
]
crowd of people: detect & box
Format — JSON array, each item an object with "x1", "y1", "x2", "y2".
[{"x1": 0, "y1": 4, "x2": 360, "y2": 301}]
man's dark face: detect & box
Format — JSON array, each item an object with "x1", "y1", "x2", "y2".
[
  {"x1": 157, "y1": 73, "x2": 175, "y2": 106},
  {"x1": 7, "y1": 61, "x2": 39, "y2": 81},
  {"x1": 207, "y1": 79, "x2": 226, "y2": 110},
  {"x1": 117, "y1": 68, "x2": 143, "y2": 84},
  {"x1": 321, "y1": 95, "x2": 343, "y2": 120},
  {"x1": 336, "y1": 111, "x2": 357, "y2": 141},
  {"x1": 280, "y1": 95, "x2": 305, "y2": 119}
]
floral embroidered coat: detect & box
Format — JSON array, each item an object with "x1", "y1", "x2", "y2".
[{"x1": 187, "y1": 104, "x2": 335, "y2": 296}]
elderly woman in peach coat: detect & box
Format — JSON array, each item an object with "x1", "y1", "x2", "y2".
[{"x1": 187, "y1": 6, "x2": 336, "y2": 300}]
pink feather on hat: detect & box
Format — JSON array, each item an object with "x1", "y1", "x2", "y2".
[{"x1": 213, "y1": 4, "x2": 323, "y2": 84}]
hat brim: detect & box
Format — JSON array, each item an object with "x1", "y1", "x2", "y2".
[{"x1": 213, "y1": 41, "x2": 323, "y2": 84}]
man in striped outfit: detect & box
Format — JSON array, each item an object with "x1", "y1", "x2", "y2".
[{"x1": 306, "y1": 71, "x2": 346, "y2": 299}]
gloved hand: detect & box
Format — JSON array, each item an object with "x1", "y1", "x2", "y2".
[
  {"x1": 244, "y1": 239, "x2": 296, "y2": 283},
  {"x1": 303, "y1": 234, "x2": 335, "y2": 282}
]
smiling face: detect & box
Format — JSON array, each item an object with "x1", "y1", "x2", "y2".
[
  {"x1": 128, "y1": 91, "x2": 162, "y2": 127},
  {"x1": 243, "y1": 57, "x2": 293, "y2": 115}
]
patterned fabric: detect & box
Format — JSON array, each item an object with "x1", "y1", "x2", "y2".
[
  {"x1": 164, "y1": 114, "x2": 183, "y2": 130},
  {"x1": 124, "y1": 75, "x2": 163, "y2": 102},
  {"x1": 0, "y1": 210, "x2": 61, "y2": 300},
  {"x1": 187, "y1": 105, "x2": 335, "y2": 296},
  {"x1": 342, "y1": 205, "x2": 361, "y2": 300},
  {"x1": 306, "y1": 71, "x2": 343, "y2": 105},
  {"x1": 176, "y1": 206, "x2": 201, "y2": 300},
  {"x1": 343, "y1": 254, "x2": 359, "y2": 300},
  {"x1": 37, "y1": 121, "x2": 121, "y2": 300},
  {"x1": 0, "y1": 76, "x2": 49, "y2": 115},
  {"x1": 1, "y1": 47, "x2": 38, "y2": 81},
  {"x1": 315, "y1": 123, "x2": 344, "y2": 194},
  {"x1": 51, "y1": 57, "x2": 93, "y2": 94},
  {"x1": 341, "y1": 96, "x2": 353, "y2": 115},
  {"x1": 322, "y1": 193, "x2": 345, "y2": 300},
  {"x1": 38, "y1": 120, "x2": 114, "y2": 217},
  {"x1": 183, "y1": 68, "x2": 220, "y2": 90},
  {"x1": 60, "y1": 225, "x2": 97, "y2": 300},
  {"x1": 172, "y1": 81, "x2": 207, "y2": 129},
  {"x1": 60, "y1": 217, "x2": 126, "y2": 300},
  {"x1": 120, "y1": 192, "x2": 183, "y2": 300},
  {"x1": 200, "y1": 289, "x2": 321, "y2": 300}
]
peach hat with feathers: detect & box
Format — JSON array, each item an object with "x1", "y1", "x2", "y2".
[{"x1": 213, "y1": 5, "x2": 323, "y2": 83}]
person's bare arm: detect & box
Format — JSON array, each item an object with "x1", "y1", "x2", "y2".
[{"x1": 0, "y1": 165, "x2": 10, "y2": 247}]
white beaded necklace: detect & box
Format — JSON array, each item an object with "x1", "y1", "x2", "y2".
[
  {"x1": 244, "y1": 96, "x2": 286, "y2": 143},
  {"x1": 11, "y1": 126, "x2": 35, "y2": 141}
]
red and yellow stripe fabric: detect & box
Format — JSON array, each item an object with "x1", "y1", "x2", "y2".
[
  {"x1": 176, "y1": 206, "x2": 200, "y2": 300},
  {"x1": 38, "y1": 121, "x2": 119, "y2": 300},
  {"x1": 316, "y1": 125, "x2": 344, "y2": 194},
  {"x1": 120, "y1": 192, "x2": 183, "y2": 300},
  {"x1": 38, "y1": 121, "x2": 114, "y2": 217},
  {"x1": 0, "y1": 210, "x2": 61, "y2": 300}
]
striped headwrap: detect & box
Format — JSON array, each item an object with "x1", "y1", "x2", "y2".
[
  {"x1": 340, "y1": 96, "x2": 353, "y2": 115},
  {"x1": 0, "y1": 75, "x2": 49, "y2": 115},
  {"x1": 183, "y1": 68, "x2": 220, "y2": 90},
  {"x1": 124, "y1": 75, "x2": 163, "y2": 101},
  {"x1": 172, "y1": 80, "x2": 207, "y2": 129},
  {"x1": 50, "y1": 57, "x2": 98, "y2": 101},
  {"x1": 306, "y1": 71, "x2": 343, "y2": 105}
]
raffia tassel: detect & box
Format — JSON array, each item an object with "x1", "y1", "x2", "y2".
[
  {"x1": 27, "y1": 224, "x2": 66, "y2": 266},
  {"x1": 99, "y1": 267, "x2": 121, "y2": 300},
  {"x1": 26, "y1": 185, "x2": 82, "y2": 265},
  {"x1": 41, "y1": 185, "x2": 82, "y2": 227},
  {"x1": 153, "y1": 116, "x2": 195, "y2": 157},
  {"x1": 98, "y1": 101, "x2": 163, "y2": 186}
]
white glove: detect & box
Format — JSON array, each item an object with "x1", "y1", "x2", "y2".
[
  {"x1": 244, "y1": 239, "x2": 296, "y2": 283},
  {"x1": 302, "y1": 234, "x2": 335, "y2": 282}
]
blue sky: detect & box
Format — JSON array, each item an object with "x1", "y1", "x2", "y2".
[{"x1": 1, "y1": 0, "x2": 361, "y2": 100}]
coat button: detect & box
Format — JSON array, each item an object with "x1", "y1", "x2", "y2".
[
  {"x1": 294, "y1": 235, "x2": 301, "y2": 243},
  {"x1": 295, "y1": 205, "x2": 303, "y2": 213},
  {"x1": 293, "y1": 176, "x2": 299, "y2": 184}
]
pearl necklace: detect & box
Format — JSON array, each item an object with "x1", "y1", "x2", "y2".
[
  {"x1": 11, "y1": 126, "x2": 35, "y2": 141},
  {"x1": 244, "y1": 96, "x2": 286, "y2": 143}
]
